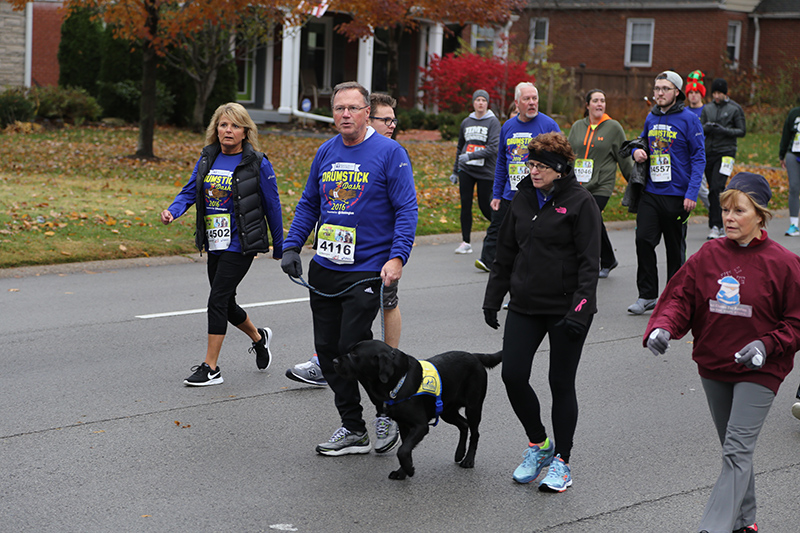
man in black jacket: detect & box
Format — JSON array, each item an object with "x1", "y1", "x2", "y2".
[{"x1": 700, "y1": 78, "x2": 746, "y2": 239}]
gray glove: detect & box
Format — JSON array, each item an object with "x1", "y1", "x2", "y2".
[
  {"x1": 647, "y1": 328, "x2": 671, "y2": 355},
  {"x1": 735, "y1": 340, "x2": 766, "y2": 369},
  {"x1": 458, "y1": 153, "x2": 469, "y2": 165},
  {"x1": 281, "y1": 248, "x2": 302, "y2": 278},
  {"x1": 449, "y1": 173, "x2": 459, "y2": 185}
]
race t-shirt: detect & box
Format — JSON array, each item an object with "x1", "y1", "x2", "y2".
[{"x1": 204, "y1": 152, "x2": 242, "y2": 253}]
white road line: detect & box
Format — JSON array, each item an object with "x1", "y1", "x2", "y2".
[{"x1": 136, "y1": 297, "x2": 310, "y2": 319}]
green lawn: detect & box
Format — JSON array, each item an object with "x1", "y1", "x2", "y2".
[{"x1": 0, "y1": 125, "x2": 788, "y2": 269}]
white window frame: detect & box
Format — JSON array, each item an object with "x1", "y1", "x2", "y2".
[
  {"x1": 234, "y1": 42, "x2": 256, "y2": 104},
  {"x1": 528, "y1": 17, "x2": 548, "y2": 52},
  {"x1": 471, "y1": 24, "x2": 496, "y2": 54},
  {"x1": 624, "y1": 18, "x2": 654, "y2": 68},
  {"x1": 727, "y1": 21, "x2": 742, "y2": 68}
]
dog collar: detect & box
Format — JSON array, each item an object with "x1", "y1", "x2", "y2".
[{"x1": 389, "y1": 373, "x2": 407, "y2": 400}]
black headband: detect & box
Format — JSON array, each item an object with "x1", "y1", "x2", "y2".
[{"x1": 528, "y1": 149, "x2": 568, "y2": 174}]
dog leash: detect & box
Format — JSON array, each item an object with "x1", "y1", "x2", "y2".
[{"x1": 287, "y1": 274, "x2": 386, "y2": 342}]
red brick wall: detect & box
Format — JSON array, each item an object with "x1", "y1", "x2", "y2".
[
  {"x1": 512, "y1": 9, "x2": 755, "y2": 91},
  {"x1": 31, "y1": 3, "x2": 64, "y2": 87},
  {"x1": 756, "y1": 18, "x2": 800, "y2": 84}
]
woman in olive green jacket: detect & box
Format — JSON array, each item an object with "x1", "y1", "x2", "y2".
[{"x1": 568, "y1": 89, "x2": 632, "y2": 277}]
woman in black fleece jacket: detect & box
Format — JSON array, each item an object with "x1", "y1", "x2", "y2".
[{"x1": 483, "y1": 132, "x2": 601, "y2": 493}]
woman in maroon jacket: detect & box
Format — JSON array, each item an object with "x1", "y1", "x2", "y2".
[{"x1": 645, "y1": 172, "x2": 800, "y2": 533}]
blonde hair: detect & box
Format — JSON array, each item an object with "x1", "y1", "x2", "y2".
[
  {"x1": 205, "y1": 102, "x2": 260, "y2": 152},
  {"x1": 719, "y1": 188, "x2": 772, "y2": 228}
]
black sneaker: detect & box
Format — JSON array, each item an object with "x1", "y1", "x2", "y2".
[
  {"x1": 249, "y1": 327, "x2": 272, "y2": 370},
  {"x1": 184, "y1": 362, "x2": 223, "y2": 386}
]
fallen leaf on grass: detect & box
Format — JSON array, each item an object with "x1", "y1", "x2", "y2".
[{"x1": 119, "y1": 244, "x2": 127, "y2": 251}]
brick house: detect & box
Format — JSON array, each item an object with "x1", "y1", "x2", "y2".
[
  {"x1": 0, "y1": 0, "x2": 63, "y2": 88},
  {"x1": 3, "y1": 0, "x2": 797, "y2": 121},
  {"x1": 504, "y1": 0, "x2": 800, "y2": 102}
]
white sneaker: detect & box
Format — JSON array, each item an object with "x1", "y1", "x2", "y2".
[
  {"x1": 707, "y1": 226, "x2": 720, "y2": 240},
  {"x1": 454, "y1": 242, "x2": 473, "y2": 254}
]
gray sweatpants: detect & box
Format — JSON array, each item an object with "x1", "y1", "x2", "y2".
[{"x1": 698, "y1": 378, "x2": 775, "y2": 533}]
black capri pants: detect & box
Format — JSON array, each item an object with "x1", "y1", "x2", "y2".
[{"x1": 206, "y1": 251, "x2": 253, "y2": 335}]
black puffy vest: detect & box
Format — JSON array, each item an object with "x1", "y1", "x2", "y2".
[{"x1": 194, "y1": 142, "x2": 270, "y2": 255}]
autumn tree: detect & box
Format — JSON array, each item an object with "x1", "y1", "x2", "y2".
[
  {"x1": 332, "y1": 0, "x2": 526, "y2": 96},
  {"x1": 9, "y1": 0, "x2": 301, "y2": 158}
]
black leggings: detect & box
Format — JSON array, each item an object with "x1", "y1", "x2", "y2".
[
  {"x1": 458, "y1": 172, "x2": 493, "y2": 243},
  {"x1": 500, "y1": 310, "x2": 591, "y2": 463},
  {"x1": 206, "y1": 252, "x2": 253, "y2": 335}
]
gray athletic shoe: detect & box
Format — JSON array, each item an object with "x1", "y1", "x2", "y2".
[
  {"x1": 374, "y1": 416, "x2": 400, "y2": 454},
  {"x1": 285, "y1": 356, "x2": 327, "y2": 386},
  {"x1": 627, "y1": 298, "x2": 657, "y2": 315},
  {"x1": 316, "y1": 427, "x2": 371, "y2": 456}
]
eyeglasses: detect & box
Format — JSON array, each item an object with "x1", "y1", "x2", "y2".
[
  {"x1": 369, "y1": 116, "x2": 398, "y2": 127},
  {"x1": 653, "y1": 86, "x2": 676, "y2": 94},
  {"x1": 332, "y1": 105, "x2": 369, "y2": 114},
  {"x1": 526, "y1": 162, "x2": 552, "y2": 171}
]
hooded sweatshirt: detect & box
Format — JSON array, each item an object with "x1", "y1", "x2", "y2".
[
  {"x1": 639, "y1": 101, "x2": 706, "y2": 201},
  {"x1": 567, "y1": 113, "x2": 633, "y2": 198},
  {"x1": 453, "y1": 109, "x2": 501, "y2": 181}
]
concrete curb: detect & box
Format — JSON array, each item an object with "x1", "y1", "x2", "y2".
[{"x1": 2, "y1": 210, "x2": 790, "y2": 279}]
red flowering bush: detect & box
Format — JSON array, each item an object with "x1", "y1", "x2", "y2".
[{"x1": 419, "y1": 53, "x2": 531, "y2": 114}]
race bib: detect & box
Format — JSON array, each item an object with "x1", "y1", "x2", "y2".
[
  {"x1": 316, "y1": 224, "x2": 356, "y2": 264},
  {"x1": 205, "y1": 214, "x2": 231, "y2": 251},
  {"x1": 792, "y1": 132, "x2": 800, "y2": 152},
  {"x1": 719, "y1": 156, "x2": 735, "y2": 176},
  {"x1": 465, "y1": 144, "x2": 485, "y2": 167},
  {"x1": 650, "y1": 154, "x2": 672, "y2": 183},
  {"x1": 508, "y1": 163, "x2": 528, "y2": 191},
  {"x1": 574, "y1": 159, "x2": 594, "y2": 183}
]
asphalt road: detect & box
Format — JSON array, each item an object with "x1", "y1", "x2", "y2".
[{"x1": 3, "y1": 218, "x2": 800, "y2": 532}]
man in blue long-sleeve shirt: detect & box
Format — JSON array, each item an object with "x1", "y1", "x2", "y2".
[
  {"x1": 628, "y1": 71, "x2": 706, "y2": 315},
  {"x1": 281, "y1": 81, "x2": 418, "y2": 456}
]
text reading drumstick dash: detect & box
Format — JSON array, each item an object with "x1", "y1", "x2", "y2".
[{"x1": 136, "y1": 297, "x2": 310, "y2": 319}]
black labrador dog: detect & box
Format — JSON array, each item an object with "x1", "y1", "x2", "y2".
[{"x1": 334, "y1": 339, "x2": 502, "y2": 480}]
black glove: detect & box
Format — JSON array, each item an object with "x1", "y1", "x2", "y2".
[
  {"x1": 281, "y1": 248, "x2": 302, "y2": 278},
  {"x1": 735, "y1": 340, "x2": 766, "y2": 369},
  {"x1": 556, "y1": 317, "x2": 587, "y2": 340},
  {"x1": 484, "y1": 309, "x2": 499, "y2": 330}
]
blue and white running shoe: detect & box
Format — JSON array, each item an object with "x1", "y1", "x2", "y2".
[
  {"x1": 512, "y1": 441, "x2": 554, "y2": 484},
  {"x1": 538, "y1": 454, "x2": 572, "y2": 493}
]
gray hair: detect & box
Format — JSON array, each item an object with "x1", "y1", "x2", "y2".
[
  {"x1": 332, "y1": 82, "x2": 370, "y2": 108},
  {"x1": 514, "y1": 82, "x2": 537, "y2": 102}
]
